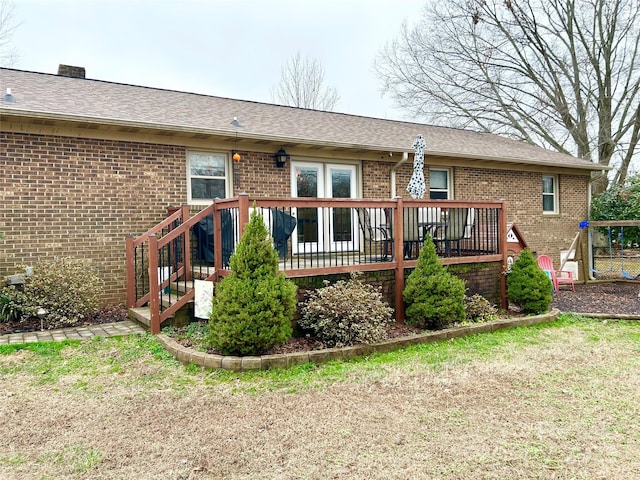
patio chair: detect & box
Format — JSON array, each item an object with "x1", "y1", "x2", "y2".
[
  {"x1": 418, "y1": 207, "x2": 443, "y2": 239},
  {"x1": 356, "y1": 208, "x2": 390, "y2": 260},
  {"x1": 442, "y1": 208, "x2": 473, "y2": 256},
  {"x1": 403, "y1": 207, "x2": 423, "y2": 259},
  {"x1": 537, "y1": 254, "x2": 575, "y2": 292}
]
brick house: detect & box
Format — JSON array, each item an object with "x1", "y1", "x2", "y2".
[{"x1": 0, "y1": 66, "x2": 605, "y2": 307}]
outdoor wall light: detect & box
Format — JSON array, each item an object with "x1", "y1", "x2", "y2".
[{"x1": 274, "y1": 148, "x2": 290, "y2": 168}]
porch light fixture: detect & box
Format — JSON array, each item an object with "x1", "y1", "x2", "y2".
[
  {"x1": 231, "y1": 117, "x2": 242, "y2": 162},
  {"x1": 274, "y1": 148, "x2": 290, "y2": 168}
]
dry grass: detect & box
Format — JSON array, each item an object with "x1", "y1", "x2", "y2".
[{"x1": 0, "y1": 317, "x2": 639, "y2": 479}]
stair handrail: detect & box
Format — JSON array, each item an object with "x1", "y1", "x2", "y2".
[{"x1": 126, "y1": 206, "x2": 187, "y2": 309}]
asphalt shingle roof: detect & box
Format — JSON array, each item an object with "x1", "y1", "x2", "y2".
[{"x1": 0, "y1": 68, "x2": 603, "y2": 171}]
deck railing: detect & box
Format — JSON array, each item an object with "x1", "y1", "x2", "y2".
[{"x1": 126, "y1": 194, "x2": 508, "y2": 333}]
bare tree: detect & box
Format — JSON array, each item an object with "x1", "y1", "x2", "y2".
[
  {"x1": 271, "y1": 52, "x2": 340, "y2": 111},
  {"x1": 375, "y1": 0, "x2": 640, "y2": 193},
  {"x1": 0, "y1": 0, "x2": 19, "y2": 67}
]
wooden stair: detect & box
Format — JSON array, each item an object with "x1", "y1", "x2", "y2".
[
  {"x1": 128, "y1": 307, "x2": 152, "y2": 328},
  {"x1": 128, "y1": 285, "x2": 196, "y2": 330}
]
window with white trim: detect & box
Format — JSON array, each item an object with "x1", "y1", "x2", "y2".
[
  {"x1": 429, "y1": 168, "x2": 452, "y2": 199},
  {"x1": 542, "y1": 175, "x2": 558, "y2": 213},
  {"x1": 187, "y1": 152, "x2": 229, "y2": 204}
]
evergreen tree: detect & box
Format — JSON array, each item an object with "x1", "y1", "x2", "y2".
[
  {"x1": 207, "y1": 207, "x2": 297, "y2": 355},
  {"x1": 403, "y1": 234, "x2": 466, "y2": 329},
  {"x1": 506, "y1": 249, "x2": 553, "y2": 314}
]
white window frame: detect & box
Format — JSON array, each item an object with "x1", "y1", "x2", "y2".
[
  {"x1": 186, "y1": 151, "x2": 231, "y2": 205},
  {"x1": 542, "y1": 175, "x2": 558, "y2": 214},
  {"x1": 290, "y1": 160, "x2": 360, "y2": 254},
  {"x1": 429, "y1": 168, "x2": 453, "y2": 199}
]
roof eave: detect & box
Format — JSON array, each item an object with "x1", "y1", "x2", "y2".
[
  {"x1": 424, "y1": 150, "x2": 610, "y2": 172},
  {"x1": 1, "y1": 107, "x2": 609, "y2": 172}
]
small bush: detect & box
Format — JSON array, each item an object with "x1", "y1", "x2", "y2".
[
  {"x1": 506, "y1": 249, "x2": 553, "y2": 314},
  {"x1": 0, "y1": 286, "x2": 31, "y2": 322},
  {"x1": 207, "y1": 207, "x2": 297, "y2": 355},
  {"x1": 403, "y1": 234, "x2": 466, "y2": 330},
  {"x1": 299, "y1": 273, "x2": 393, "y2": 347},
  {"x1": 464, "y1": 294, "x2": 497, "y2": 322},
  {"x1": 1, "y1": 258, "x2": 103, "y2": 328}
]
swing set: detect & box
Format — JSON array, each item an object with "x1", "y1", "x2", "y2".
[{"x1": 586, "y1": 221, "x2": 640, "y2": 281}]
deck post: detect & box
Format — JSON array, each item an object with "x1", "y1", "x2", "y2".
[
  {"x1": 181, "y1": 203, "x2": 191, "y2": 281},
  {"x1": 238, "y1": 193, "x2": 250, "y2": 238},
  {"x1": 213, "y1": 199, "x2": 223, "y2": 271},
  {"x1": 393, "y1": 196, "x2": 405, "y2": 324},
  {"x1": 498, "y1": 200, "x2": 508, "y2": 310},
  {"x1": 148, "y1": 234, "x2": 161, "y2": 334},
  {"x1": 125, "y1": 234, "x2": 135, "y2": 308}
]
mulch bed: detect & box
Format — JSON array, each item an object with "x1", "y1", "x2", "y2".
[
  {"x1": 1, "y1": 282, "x2": 637, "y2": 339},
  {"x1": 551, "y1": 281, "x2": 639, "y2": 316},
  {"x1": 0, "y1": 304, "x2": 130, "y2": 336}
]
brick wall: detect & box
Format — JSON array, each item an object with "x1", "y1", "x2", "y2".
[
  {"x1": 2, "y1": 131, "x2": 590, "y2": 307},
  {"x1": 1, "y1": 132, "x2": 187, "y2": 305},
  {"x1": 390, "y1": 162, "x2": 589, "y2": 265},
  {"x1": 362, "y1": 161, "x2": 392, "y2": 198},
  {"x1": 453, "y1": 166, "x2": 589, "y2": 264},
  {"x1": 233, "y1": 151, "x2": 291, "y2": 197},
  {"x1": 447, "y1": 262, "x2": 502, "y2": 305},
  {"x1": 292, "y1": 264, "x2": 501, "y2": 320}
]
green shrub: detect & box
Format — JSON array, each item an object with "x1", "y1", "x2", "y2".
[
  {"x1": 506, "y1": 249, "x2": 553, "y2": 314},
  {"x1": 207, "y1": 207, "x2": 297, "y2": 355},
  {"x1": 299, "y1": 273, "x2": 393, "y2": 347},
  {"x1": 1, "y1": 259, "x2": 102, "y2": 327},
  {"x1": 22, "y1": 257, "x2": 103, "y2": 328},
  {"x1": 464, "y1": 294, "x2": 497, "y2": 322},
  {"x1": 0, "y1": 286, "x2": 31, "y2": 322},
  {"x1": 403, "y1": 234, "x2": 466, "y2": 329}
]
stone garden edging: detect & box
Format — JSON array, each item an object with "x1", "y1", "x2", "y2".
[
  {"x1": 565, "y1": 312, "x2": 640, "y2": 321},
  {"x1": 155, "y1": 308, "x2": 561, "y2": 372}
]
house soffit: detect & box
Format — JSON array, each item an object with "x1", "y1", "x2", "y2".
[{"x1": 1, "y1": 108, "x2": 609, "y2": 173}]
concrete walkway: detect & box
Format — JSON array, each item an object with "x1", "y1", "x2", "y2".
[{"x1": 0, "y1": 320, "x2": 146, "y2": 345}]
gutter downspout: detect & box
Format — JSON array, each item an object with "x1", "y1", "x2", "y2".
[{"x1": 390, "y1": 152, "x2": 409, "y2": 198}]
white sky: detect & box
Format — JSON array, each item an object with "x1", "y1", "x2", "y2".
[{"x1": 10, "y1": 0, "x2": 426, "y2": 121}]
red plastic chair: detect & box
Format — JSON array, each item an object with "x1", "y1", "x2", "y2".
[{"x1": 537, "y1": 254, "x2": 575, "y2": 292}]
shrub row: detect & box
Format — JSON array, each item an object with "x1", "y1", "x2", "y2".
[
  {"x1": 205, "y1": 208, "x2": 551, "y2": 355},
  {"x1": 1, "y1": 209, "x2": 551, "y2": 355}
]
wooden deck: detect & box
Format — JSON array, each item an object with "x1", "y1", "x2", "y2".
[{"x1": 126, "y1": 195, "x2": 509, "y2": 333}]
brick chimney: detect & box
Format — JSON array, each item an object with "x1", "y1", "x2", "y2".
[{"x1": 57, "y1": 64, "x2": 86, "y2": 79}]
